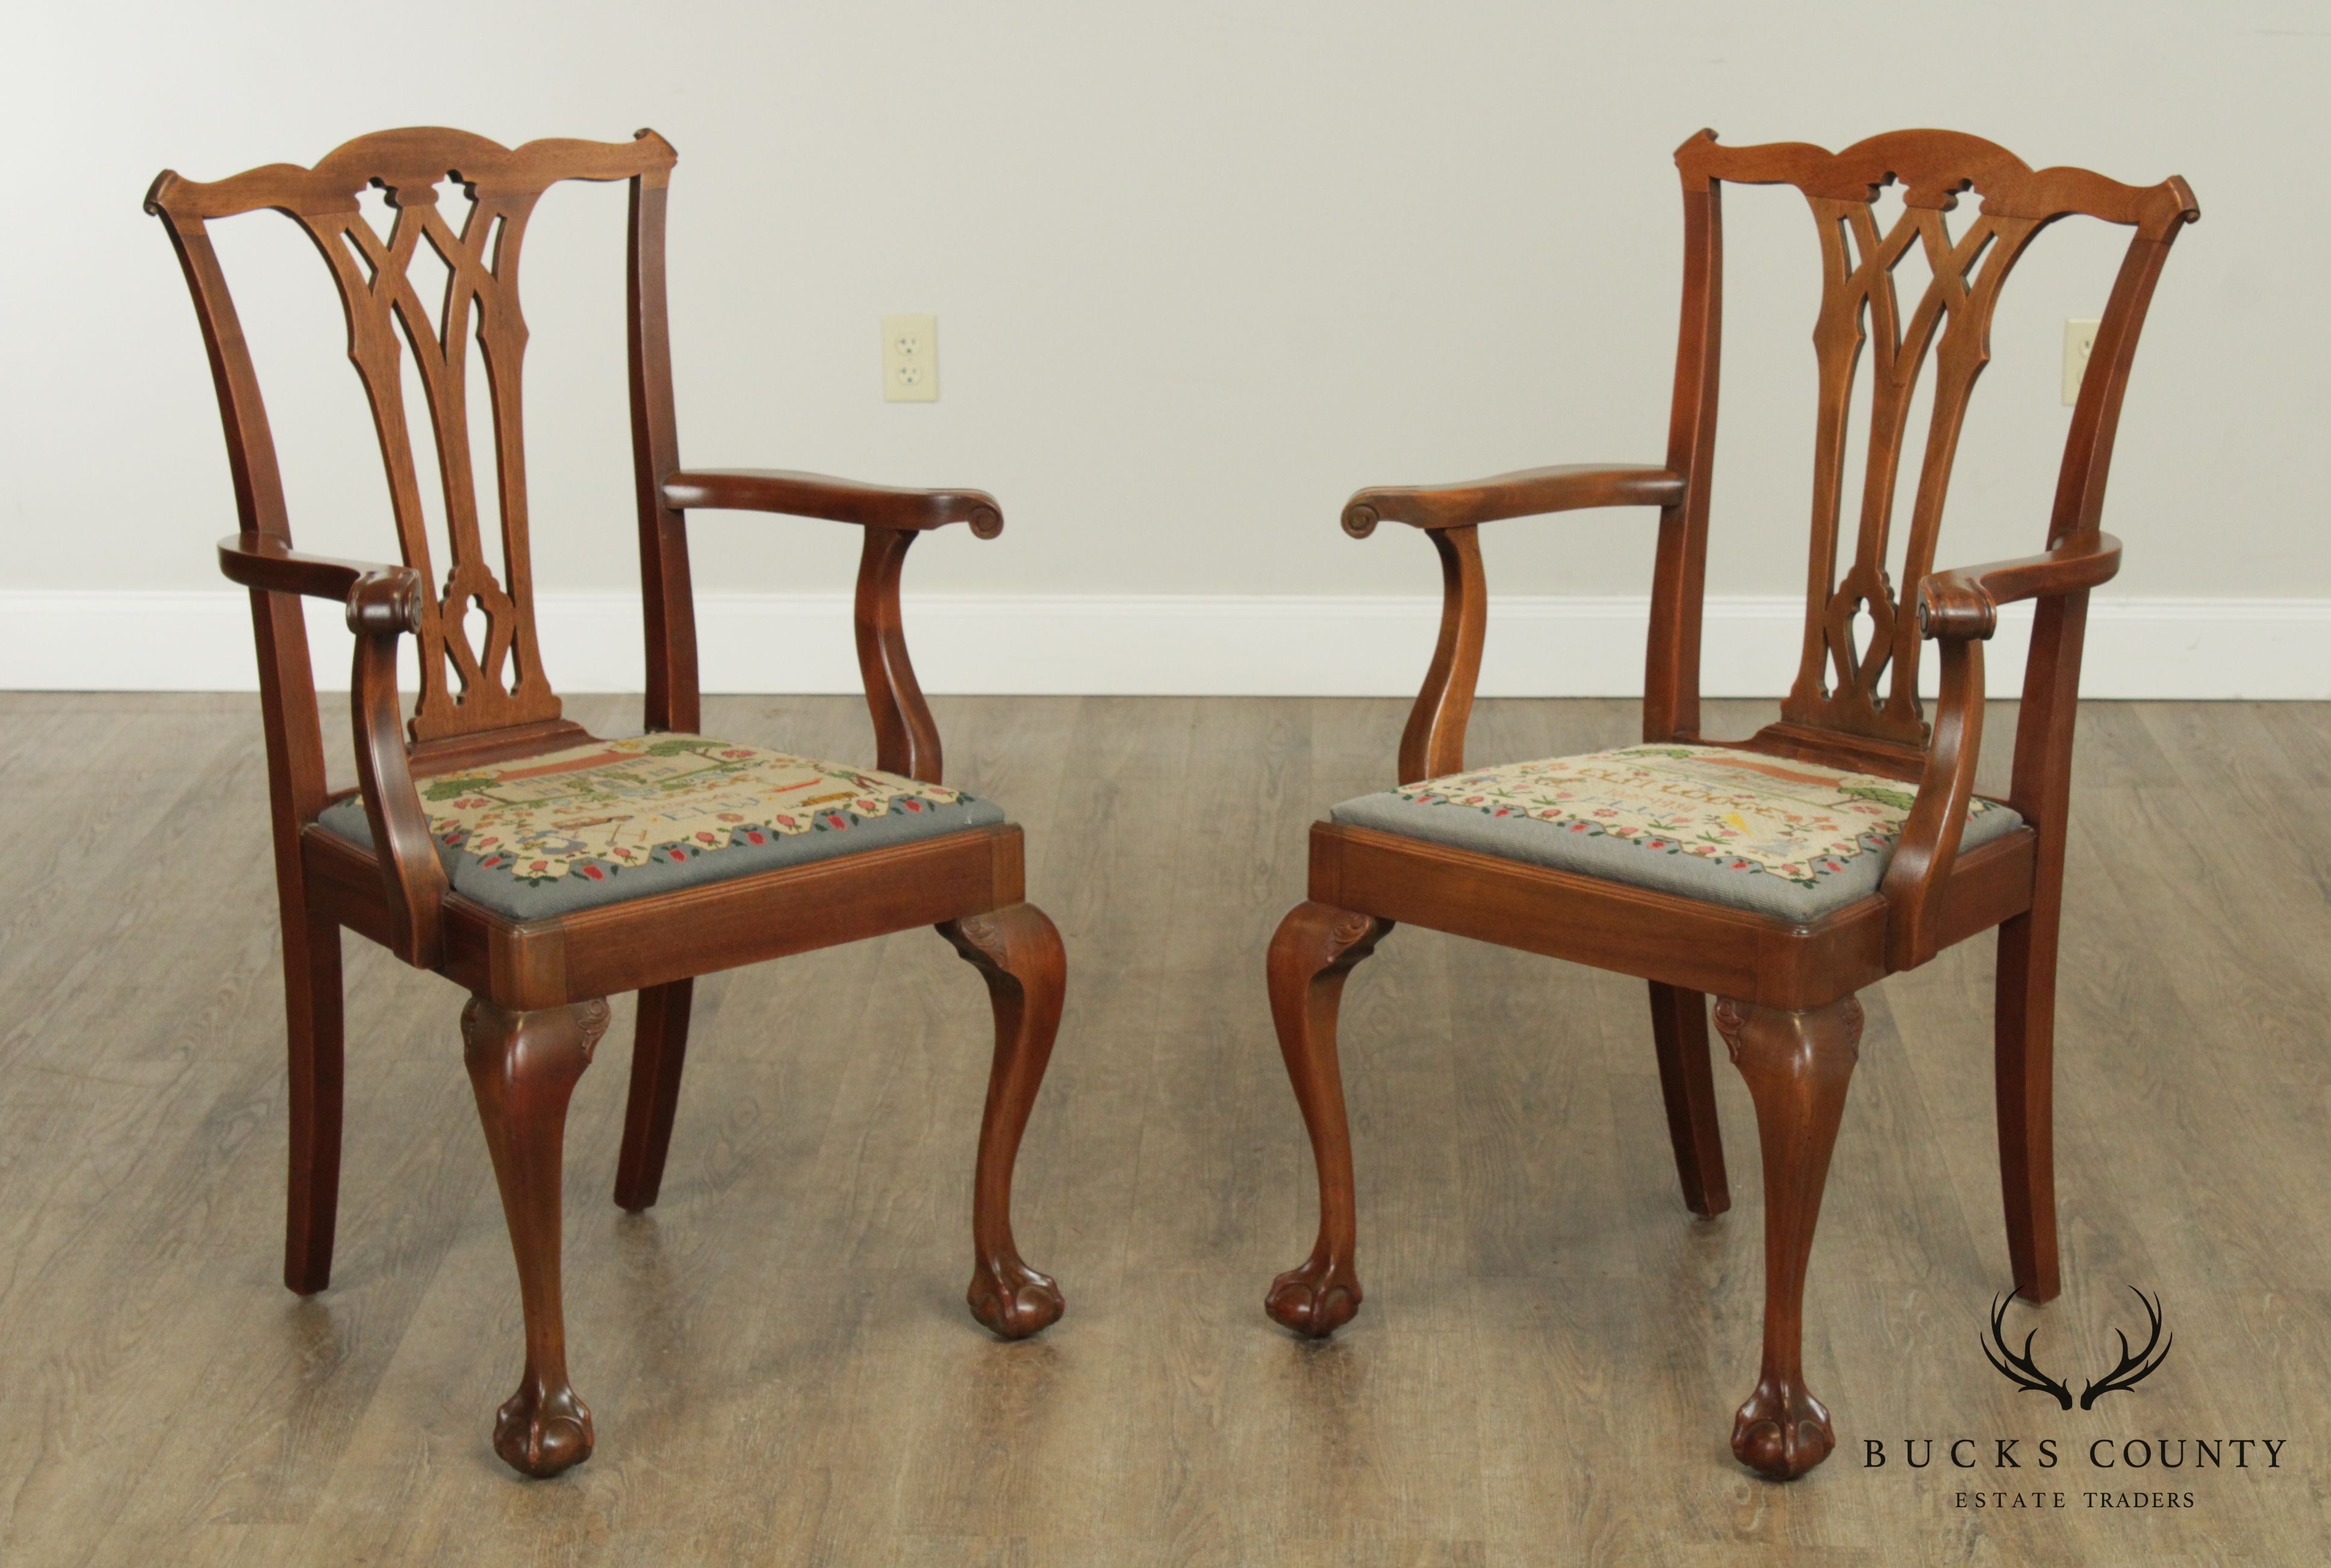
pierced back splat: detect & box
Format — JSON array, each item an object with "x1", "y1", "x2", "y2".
[
  {"x1": 320, "y1": 174, "x2": 550, "y2": 737},
  {"x1": 1786, "y1": 192, "x2": 2040, "y2": 745},
  {"x1": 145, "y1": 127, "x2": 680, "y2": 742},
  {"x1": 1665, "y1": 131, "x2": 2198, "y2": 762}
]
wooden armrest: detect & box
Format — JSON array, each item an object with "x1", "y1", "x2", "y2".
[
  {"x1": 219, "y1": 537, "x2": 444, "y2": 968},
  {"x1": 1917, "y1": 532, "x2": 2122, "y2": 640},
  {"x1": 1367, "y1": 463, "x2": 1678, "y2": 783},
  {"x1": 218, "y1": 532, "x2": 419, "y2": 606},
  {"x1": 1342, "y1": 464, "x2": 1684, "y2": 537},
  {"x1": 1885, "y1": 534, "x2": 2121, "y2": 968},
  {"x1": 1887, "y1": 532, "x2": 2119, "y2": 966},
  {"x1": 659, "y1": 475, "x2": 1002, "y2": 783},
  {"x1": 1356, "y1": 465, "x2": 1680, "y2": 781},
  {"x1": 662, "y1": 468, "x2": 1003, "y2": 537}
]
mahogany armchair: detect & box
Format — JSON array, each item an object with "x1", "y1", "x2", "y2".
[
  {"x1": 148, "y1": 127, "x2": 1066, "y2": 1478},
  {"x1": 1265, "y1": 130, "x2": 2197, "y2": 1479}
]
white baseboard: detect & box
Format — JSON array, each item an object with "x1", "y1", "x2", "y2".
[{"x1": 0, "y1": 590, "x2": 2323, "y2": 699}]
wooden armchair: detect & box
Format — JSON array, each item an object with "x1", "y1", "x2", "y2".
[
  {"x1": 1265, "y1": 129, "x2": 2197, "y2": 1479},
  {"x1": 146, "y1": 128, "x2": 1066, "y2": 1479}
]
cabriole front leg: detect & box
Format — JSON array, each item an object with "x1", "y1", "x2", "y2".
[
  {"x1": 1713, "y1": 994, "x2": 1863, "y2": 1481},
  {"x1": 1263, "y1": 901, "x2": 1390, "y2": 1339},
  {"x1": 462, "y1": 995, "x2": 611, "y2": 1478},
  {"x1": 940, "y1": 904, "x2": 1068, "y2": 1340}
]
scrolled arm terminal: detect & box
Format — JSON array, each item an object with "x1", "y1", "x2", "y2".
[
  {"x1": 1916, "y1": 532, "x2": 2123, "y2": 642},
  {"x1": 346, "y1": 565, "x2": 425, "y2": 635}
]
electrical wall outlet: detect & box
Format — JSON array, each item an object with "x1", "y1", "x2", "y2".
[
  {"x1": 882, "y1": 313, "x2": 938, "y2": 402},
  {"x1": 2062, "y1": 318, "x2": 2099, "y2": 406}
]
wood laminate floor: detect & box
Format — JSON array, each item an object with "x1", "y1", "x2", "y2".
[{"x1": 0, "y1": 692, "x2": 2324, "y2": 1566}]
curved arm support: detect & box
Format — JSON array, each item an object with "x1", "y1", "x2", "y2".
[
  {"x1": 1879, "y1": 633, "x2": 1984, "y2": 972},
  {"x1": 662, "y1": 468, "x2": 1003, "y2": 537},
  {"x1": 855, "y1": 526, "x2": 944, "y2": 783},
  {"x1": 1342, "y1": 463, "x2": 1682, "y2": 537},
  {"x1": 345, "y1": 571, "x2": 449, "y2": 969},
  {"x1": 1397, "y1": 524, "x2": 1487, "y2": 786}
]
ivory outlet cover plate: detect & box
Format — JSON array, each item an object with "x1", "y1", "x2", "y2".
[
  {"x1": 883, "y1": 313, "x2": 938, "y2": 402},
  {"x1": 2062, "y1": 318, "x2": 2099, "y2": 406}
]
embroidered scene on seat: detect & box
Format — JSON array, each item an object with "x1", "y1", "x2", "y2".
[
  {"x1": 1331, "y1": 744, "x2": 2020, "y2": 919},
  {"x1": 317, "y1": 734, "x2": 1006, "y2": 918}
]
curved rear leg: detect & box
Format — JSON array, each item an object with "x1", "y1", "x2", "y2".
[
  {"x1": 283, "y1": 904, "x2": 344, "y2": 1296},
  {"x1": 939, "y1": 904, "x2": 1068, "y2": 1340},
  {"x1": 1996, "y1": 910, "x2": 2061, "y2": 1302},
  {"x1": 614, "y1": 978, "x2": 695, "y2": 1212},
  {"x1": 1263, "y1": 901, "x2": 1390, "y2": 1339},
  {"x1": 1714, "y1": 994, "x2": 1861, "y2": 1481},
  {"x1": 1647, "y1": 982, "x2": 1729, "y2": 1218}
]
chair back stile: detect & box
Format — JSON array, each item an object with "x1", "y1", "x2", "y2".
[
  {"x1": 1645, "y1": 129, "x2": 2198, "y2": 784},
  {"x1": 625, "y1": 170, "x2": 699, "y2": 736},
  {"x1": 146, "y1": 128, "x2": 685, "y2": 797}
]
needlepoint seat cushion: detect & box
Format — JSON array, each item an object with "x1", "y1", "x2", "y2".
[
  {"x1": 1330, "y1": 743, "x2": 2022, "y2": 921},
  {"x1": 316, "y1": 733, "x2": 1006, "y2": 919}
]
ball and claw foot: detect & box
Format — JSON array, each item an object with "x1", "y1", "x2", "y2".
[
  {"x1": 493, "y1": 1377, "x2": 593, "y2": 1479},
  {"x1": 1265, "y1": 1253, "x2": 1361, "y2": 1339},
  {"x1": 968, "y1": 1251, "x2": 1064, "y2": 1340},
  {"x1": 1732, "y1": 1376, "x2": 1834, "y2": 1481}
]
